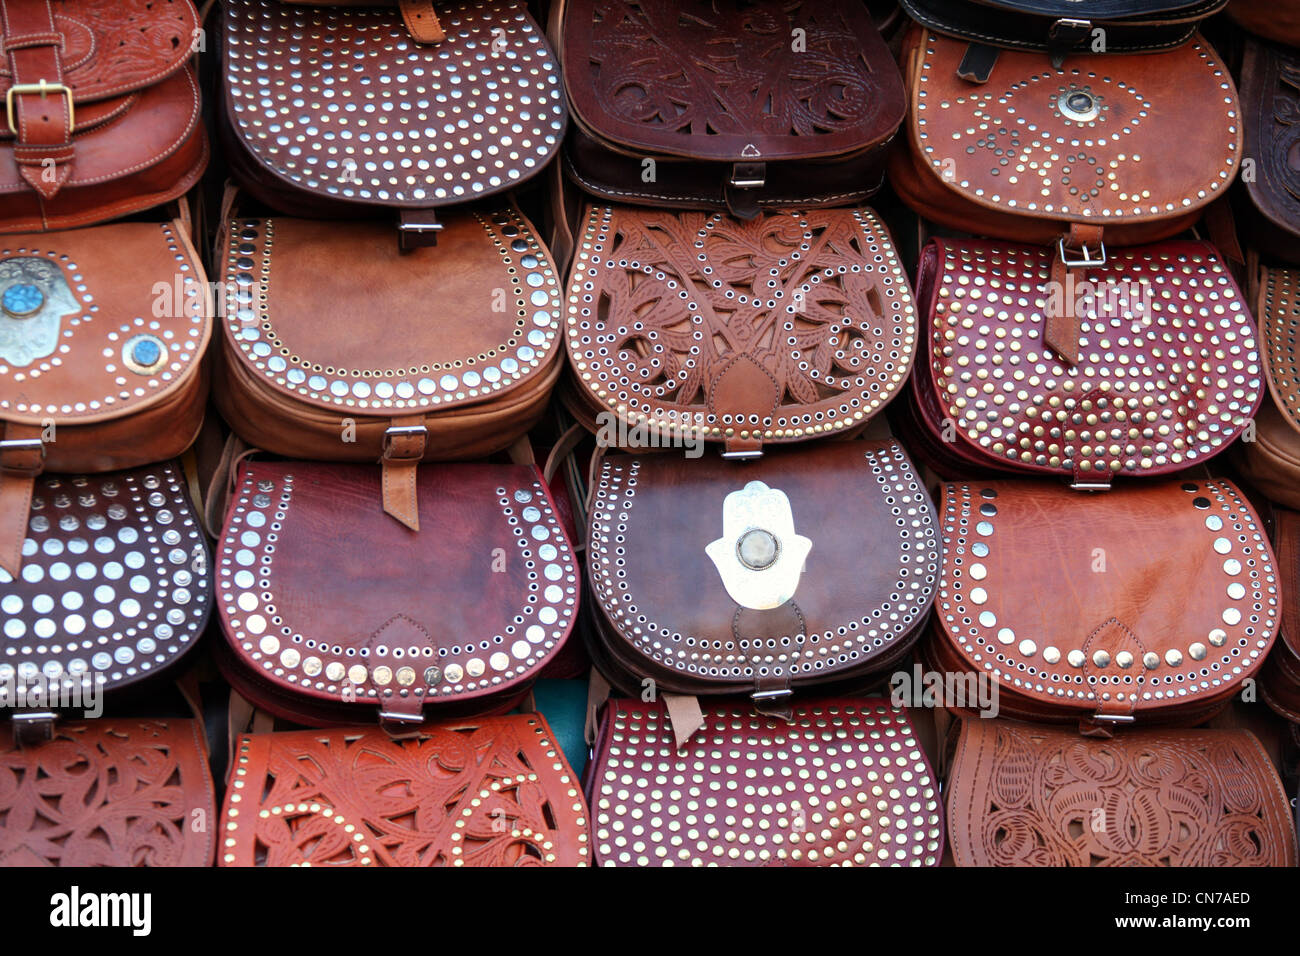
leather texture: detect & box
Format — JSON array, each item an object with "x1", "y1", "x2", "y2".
[
  {"x1": 587, "y1": 698, "x2": 944, "y2": 866},
  {"x1": 1241, "y1": 39, "x2": 1300, "y2": 264},
  {"x1": 889, "y1": 28, "x2": 1240, "y2": 243},
  {"x1": 222, "y1": 0, "x2": 565, "y2": 216},
  {"x1": 0, "y1": 463, "x2": 211, "y2": 702},
  {"x1": 898, "y1": 0, "x2": 1225, "y2": 54},
  {"x1": 282, "y1": 0, "x2": 446, "y2": 42},
  {"x1": 1261, "y1": 507, "x2": 1300, "y2": 722},
  {"x1": 1227, "y1": 0, "x2": 1300, "y2": 46},
  {"x1": 0, "y1": 221, "x2": 211, "y2": 576},
  {"x1": 1234, "y1": 392, "x2": 1300, "y2": 510},
  {"x1": 220, "y1": 715, "x2": 590, "y2": 866},
  {"x1": 928, "y1": 479, "x2": 1278, "y2": 726},
  {"x1": 559, "y1": 0, "x2": 904, "y2": 213},
  {"x1": 0, "y1": 0, "x2": 207, "y2": 232},
  {"x1": 908, "y1": 238, "x2": 1261, "y2": 483},
  {"x1": 1238, "y1": 266, "x2": 1300, "y2": 509},
  {"x1": 564, "y1": 205, "x2": 916, "y2": 456},
  {"x1": 0, "y1": 719, "x2": 215, "y2": 867},
  {"x1": 947, "y1": 719, "x2": 1297, "y2": 866},
  {"x1": 214, "y1": 209, "x2": 564, "y2": 475},
  {"x1": 587, "y1": 441, "x2": 939, "y2": 699},
  {"x1": 216, "y1": 460, "x2": 579, "y2": 726}
]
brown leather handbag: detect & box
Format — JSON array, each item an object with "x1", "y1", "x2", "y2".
[
  {"x1": 557, "y1": 0, "x2": 905, "y2": 218},
  {"x1": 946, "y1": 718, "x2": 1297, "y2": 866},
  {"x1": 926, "y1": 478, "x2": 1279, "y2": 728},
  {"x1": 903, "y1": 238, "x2": 1262, "y2": 483},
  {"x1": 220, "y1": 714, "x2": 589, "y2": 866},
  {"x1": 889, "y1": 27, "x2": 1240, "y2": 247},
  {"x1": 221, "y1": 0, "x2": 565, "y2": 243},
  {"x1": 1239, "y1": 39, "x2": 1300, "y2": 265},
  {"x1": 563, "y1": 204, "x2": 917, "y2": 458},
  {"x1": 0, "y1": 219, "x2": 212, "y2": 577},
  {"x1": 214, "y1": 459, "x2": 579, "y2": 730},
  {"x1": 1262, "y1": 507, "x2": 1300, "y2": 722},
  {"x1": 213, "y1": 207, "x2": 563, "y2": 527},
  {"x1": 587, "y1": 697, "x2": 943, "y2": 866},
  {"x1": 587, "y1": 440, "x2": 939, "y2": 705},
  {"x1": 1236, "y1": 265, "x2": 1300, "y2": 509},
  {"x1": 0, "y1": 0, "x2": 208, "y2": 233}
]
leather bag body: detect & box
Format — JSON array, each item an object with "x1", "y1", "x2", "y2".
[
  {"x1": 215, "y1": 459, "x2": 579, "y2": 729},
  {"x1": 558, "y1": 0, "x2": 905, "y2": 217},
  {"x1": 1237, "y1": 265, "x2": 1300, "y2": 509},
  {"x1": 220, "y1": 714, "x2": 589, "y2": 866},
  {"x1": 586, "y1": 440, "x2": 940, "y2": 703},
  {"x1": 0, "y1": 0, "x2": 208, "y2": 233},
  {"x1": 905, "y1": 237, "x2": 1261, "y2": 484},
  {"x1": 587, "y1": 698, "x2": 944, "y2": 866},
  {"x1": 1262, "y1": 507, "x2": 1300, "y2": 722},
  {"x1": 1227, "y1": 0, "x2": 1300, "y2": 46},
  {"x1": 927, "y1": 478, "x2": 1279, "y2": 727},
  {"x1": 221, "y1": 0, "x2": 565, "y2": 234},
  {"x1": 0, "y1": 221, "x2": 211, "y2": 577},
  {"x1": 946, "y1": 718, "x2": 1297, "y2": 866},
  {"x1": 1239, "y1": 39, "x2": 1300, "y2": 265}
]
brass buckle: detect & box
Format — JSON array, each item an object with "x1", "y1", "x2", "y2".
[
  {"x1": 6, "y1": 80, "x2": 75, "y2": 136},
  {"x1": 1057, "y1": 236, "x2": 1106, "y2": 268}
]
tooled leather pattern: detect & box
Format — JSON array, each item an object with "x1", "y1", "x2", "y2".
[
  {"x1": 576, "y1": 0, "x2": 890, "y2": 154},
  {"x1": 951, "y1": 722, "x2": 1295, "y2": 866},
  {"x1": 226, "y1": 719, "x2": 588, "y2": 866},
  {"x1": 0, "y1": 0, "x2": 198, "y2": 101},
  {"x1": 0, "y1": 720, "x2": 215, "y2": 867},
  {"x1": 566, "y1": 206, "x2": 915, "y2": 444},
  {"x1": 1267, "y1": 53, "x2": 1300, "y2": 206}
]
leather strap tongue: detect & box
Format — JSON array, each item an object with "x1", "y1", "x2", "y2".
[
  {"x1": 1043, "y1": 223, "x2": 1105, "y2": 368},
  {"x1": 663, "y1": 693, "x2": 705, "y2": 751},
  {"x1": 380, "y1": 416, "x2": 426, "y2": 531},
  {"x1": 0, "y1": 422, "x2": 44, "y2": 577},
  {"x1": 1, "y1": 0, "x2": 74, "y2": 199},
  {"x1": 398, "y1": 0, "x2": 445, "y2": 43}
]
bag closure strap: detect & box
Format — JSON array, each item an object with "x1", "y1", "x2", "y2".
[
  {"x1": 0, "y1": 420, "x2": 43, "y2": 577},
  {"x1": 1043, "y1": 222, "x2": 1106, "y2": 370},
  {"x1": 1, "y1": 0, "x2": 74, "y2": 198},
  {"x1": 380, "y1": 416, "x2": 426, "y2": 531},
  {"x1": 398, "y1": 0, "x2": 445, "y2": 45}
]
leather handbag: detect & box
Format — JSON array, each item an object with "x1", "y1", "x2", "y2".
[
  {"x1": 221, "y1": 0, "x2": 566, "y2": 244},
  {"x1": 0, "y1": 0, "x2": 208, "y2": 233},
  {"x1": 0, "y1": 218, "x2": 211, "y2": 577},
  {"x1": 563, "y1": 205, "x2": 917, "y2": 458},
  {"x1": 1237, "y1": 265, "x2": 1300, "y2": 509},
  {"x1": 1262, "y1": 507, "x2": 1300, "y2": 722},
  {"x1": 220, "y1": 714, "x2": 590, "y2": 866},
  {"x1": 1, "y1": 719, "x2": 216, "y2": 867},
  {"x1": 586, "y1": 697, "x2": 944, "y2": 866},
  {"x1": 898, "y1": 0, "x2": 1225, "y2": 66},
  {"x1": 946, "y1": 718, "x2": 1297, "y2": 866},
  {"x1": 214, "y1": 459, "x2": 579, "y2": 730},
  {"x1": 586, "y1": 440, "x2": 940, "y2": 705},
  {"x1": 1239, "y1": 39, "x2": 1300, "y2": 266},
  {"x1": 903, "y1": 238, "x2": 1261, "y2": 484},
  {"x1": 213, "y1": 207, "x2": 564, "y2": 527},
  {"x1": 557, "y1": 0, "x2": 905, "y2": 218},
  {"x1": 926, "y1": 478, "x2": 1279, "y2": 728},
  {"x1": 888, "y1": 27, "x2": 1241, "y2": 247}
]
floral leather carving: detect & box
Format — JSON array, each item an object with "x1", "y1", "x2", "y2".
[
  {"x1": 1241, "y1": 39, "x2": 1300, "y2": 262},
  {"x1": 221, "y1": 715, "x2": 589, "y2": 866},
  {"x1": 947, "y1": 720, "x2": 1297, "y2": 866},
  {"x1": 0, "y1": 720, "x2": 216, "y2": 867}
]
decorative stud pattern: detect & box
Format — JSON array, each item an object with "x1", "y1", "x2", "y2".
[
  {"x1": 591, "y1": 699, "x2": 942, "y2": 866},
  {"x1": 566, "y1": 206, "x2": 916, "y2": 446},
  {"x1": 224, "y1": 0, "x2": 565, "y2": 205},
  {"x1": 0, "y1": 464, "x2": 210, "y2": 702},
  {"x1": 1261, "y1": 266, "x2": 1300, "y2": 432},
  {"x1": 927, "y1": 240, "x2": 1261, "y2": 477}
]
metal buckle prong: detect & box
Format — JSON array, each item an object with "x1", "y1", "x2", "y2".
[
  {"x1": 1057, "y1": 237, "x2": 1107, "y2": 268},
  {"x1": 751, "y1": 688, "x2": 794, "y2": 701},
  {"x1": 6, "y1": 80, "x2": 74, "y2": 136},
  {"x1": 1091, "y1": 713, "x2": 1136, "y2": 723}
]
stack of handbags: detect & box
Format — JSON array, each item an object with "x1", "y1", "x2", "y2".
[
  {"x1": 555, "y1": 0, "x2": 905, "y2": 218},
  {"x1": 0, "y1": 0, "x2": 217, "y2": 867}
]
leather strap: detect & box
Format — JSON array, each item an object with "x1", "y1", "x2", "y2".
[
  {"x1": 1043, "y1": 223, "x2": 1105, "y2": 367},
  {"x1": 1, "y1": 0, "x2": 74, "y2": 199},
  {"x1": 398, "y1": 0, "x2": 444, "y2": 44},
  {"x1": 0, "y1": 421, "x2": 42, "y2": 577},
  {"x1": 583, "y1": 666, "x2": 611, "y2": 747},
  {"x1": 957, "y1": 43, "x2": 998, "y2": 83},
  {"x1": 662, "y1": 692, "x2": 705, "y2": 751},
  {"x1": 380, "y1": 415, "x2": 426, "y2": 531}
]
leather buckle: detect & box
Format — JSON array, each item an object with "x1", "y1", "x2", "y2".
[
  {"x1": 720, "y1": 449, "x2": 763, "y2": 461},
  {"x1": 11, "y1": 710, "x2": 57, "y2": 749},
  {"x1": 1056, "y1": 236, "x2": 1106, "y2": 268},
  {"x1": 1069, "y1": 480, "x2": 1113, "y2": 492},
  {"x1": 0, "y1": 437, "x2": 45, "y2": 475},
  {"x1": 751, "y1": 687, "x2": 793, "y2": 702},
  {"x1": 397, "y1": 210, "x2": 442, "y2": 250},
  {"x1": 1090, "y1": 713, "x2": 1136, "y2": 723},
  {"x1": 729, "y1": 162, "x2": 766, "y2": 189},
  {"x1": 1049, "y1": 17, "x2": 1092, "y2": 40},
  {"x1": 382, "y1": 424, "x2": 427, "y2": 461},
  {"x1": 6, "y1": 80, "x2": 74, "y2": 136}
]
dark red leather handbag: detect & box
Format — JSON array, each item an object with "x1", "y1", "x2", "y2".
[
  {"x1": 214, "y1": 459, "x2": 579, "y2": 730},
  {"x1": 904, "y1": 238, "x2": 1262, "y2": 484},
  {"x1": 587, "y1": 698, "x2": 943, "y2": 866}
]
